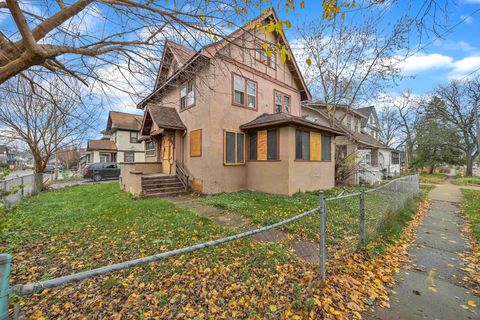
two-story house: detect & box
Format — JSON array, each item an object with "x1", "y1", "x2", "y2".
[
  {"x1": 302, "y1": 102, "x2": 400, "y2": 185},
  {"x1": 86, "y1": 111, "x2": 145, "y2": 163},
  {"x1": 120, "y1": 9, "x2": 342, "y2": 197}
]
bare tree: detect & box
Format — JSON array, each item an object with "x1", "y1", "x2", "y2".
[
  {"x1": 378, "y1": 107, "x2": 401, "y2": 148},
  {"x1": 433, "y1": 78, "x2": 479, "y2": 176},
  {"x1": 0, "y1": 75, "x2": 100, "y2": 172}
]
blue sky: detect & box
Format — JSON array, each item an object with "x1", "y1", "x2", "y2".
[{"x1": 1, "y1": 0, "x2": 480, "y2": 141}]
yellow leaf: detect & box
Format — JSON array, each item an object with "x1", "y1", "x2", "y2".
[
  {"x1": 306, "y1": 58, "x2": 312, "y2": 66},
  {"x1": 467, "y1": 300, "x2": 477, "y2": 307},
  {"x1": 428, "y1": 287, "x2": 437, "y2": 293},
  {"x1": 269, "y1": 305, "x2": 277, "y2": 312}
]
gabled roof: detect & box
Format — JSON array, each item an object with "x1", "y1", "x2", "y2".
[
  {"x1": 302, "y1": 105, "x2": 386, "y2": 148},
  {"x1": 139, "y1": 8, "x2": 311, "y2": 109},
  {"x1": 87, "y1": 140, "x2": 117, "y2": 151},
  {"x1": 240, "y1": 112, "x2": 342, "y2": 135},
  {"x1": 303, "y1": 101, "x2": 368, "y2": 119},
  {"x1": 355, "y1": 106, "x2": 375, "y2": 127},
  {"x1": 140, "y1": 105, "x2": 186, "y2": 135},
  {"x1": 106, "y1": 111, "x2": 143, "y2": 132}
]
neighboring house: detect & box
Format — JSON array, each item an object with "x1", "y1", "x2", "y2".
[
  {"x1": 120, "y1": 9, "x2": 342, "y2": 197},
  {"x1": 86, "y1": 111, "x2": 145, "y2": 164},
  {"x1": 0, "y1": 145, "x2": 8, "y2": 165},
  {"x1": 302, "y1": 102, "x2": 401, "y2": 185}
]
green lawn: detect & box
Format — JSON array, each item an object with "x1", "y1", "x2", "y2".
[
  {"x1": 419, "y1": 173, "x2": 448, "y2": 184},
  {"x1": 461, "y1": 189, "x2": 480, "y2": 244},
  {"x1": 204, "y1": 184, "x2": 433, "y2": 251},
  {"x1": 453, "y1": 176, "x2": 480, "y2": 186},
  {"x1": 0, "y1": 182, "x2": 302, "y2": 319}
]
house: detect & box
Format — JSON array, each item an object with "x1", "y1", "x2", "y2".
[
  {"x1": 86, "y1": 111, "x2": 145, "y2": 163},
  {"x1": 302, "y1": 102, "x2": 401, "y2": 185},
  {"x1": 120, "y1": 9, "x2": 342, "y2": 197},
  {"x1": 0, "y1": 145, "x2": 8, "y2": 165}
]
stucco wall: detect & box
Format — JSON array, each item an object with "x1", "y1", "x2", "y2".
[{"x1": 119, "y1": 162, "x2": 163, "y2": 196}]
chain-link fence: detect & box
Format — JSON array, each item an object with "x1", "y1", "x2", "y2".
[
  {"x1": 0, "y1": 174, "x2": 43, "y2": 207},
  {"x1": 0, "y1": 174, "x2": 420, "y2": 319}
]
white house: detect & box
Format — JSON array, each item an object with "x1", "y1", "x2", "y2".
[{"x1": 86, "y1": 111, "x2": 146, "y2": 163}]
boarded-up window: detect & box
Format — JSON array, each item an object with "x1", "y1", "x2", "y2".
[
  {"x1": 249, "y1": 129, "x2": 278, "y2": 161},
  {"x1": 310, "y1": 131, "x2": 322, "y2": 161},
  {"x1": 190, "y1": 129, "x2": 202, "y2": 157},
  {"x1": 257, "y1": 130, "x2": 267, "y2": 160}
]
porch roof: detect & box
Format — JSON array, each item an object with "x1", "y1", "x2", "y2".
[
  {"x1": 86, "y1": 139, "x2": 117, "y2": 151},
  {"x1": 239, "y1": 112, "x2": 343, "y2": 135},
  {"x1": 140, "y1": 105, "x2": 186, "y2": 136}
]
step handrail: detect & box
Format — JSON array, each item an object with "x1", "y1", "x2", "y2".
[{"x1": 175, "y1": 161, "x2": 190, "y2": 191}]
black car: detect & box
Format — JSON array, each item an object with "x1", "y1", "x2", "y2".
[{"x1": 83, "y1": 162, "x2": 120, "y2": 181}]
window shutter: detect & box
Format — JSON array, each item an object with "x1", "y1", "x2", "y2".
[
  {"x1": 257, "y1": 130, "x2": 267, "y2": 160},
  {"x1": 310, "y1": 132, "x2": 321, "y2": 160},
  {"x1": 190, "y1": 129, "x2": 202, "y2": 157}
]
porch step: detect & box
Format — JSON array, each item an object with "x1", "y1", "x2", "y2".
[{"x1": 141, "y1": 175, "x2": 186, "y2": 197}]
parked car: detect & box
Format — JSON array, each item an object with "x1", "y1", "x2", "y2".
[
  {"x1": 83, "y1": 162, "x2": 120, "y2": 181},
  {"x1": 42, "y1": 164, "x2": 55, "y2": 173}
]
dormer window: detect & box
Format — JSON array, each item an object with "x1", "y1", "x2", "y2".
[{"x1": 180, "y1": 80, "x2": 195, "y2": 110}]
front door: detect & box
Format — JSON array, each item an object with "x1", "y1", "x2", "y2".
[{"x1": 161, "y1": 134, "x2": 174, "y2": 174}]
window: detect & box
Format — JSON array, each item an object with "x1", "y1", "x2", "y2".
[
  {"x1": 255, "y1": 43, "x2": 276, "y2": 68},
  {"x1": 274, "y1": 90, "x2": 291, "y2": 113},
  {"x1": 295, "y1": 129, "x2": 310, "y2": 160},
  {"x1": 233, "y1": 74, "x2": 256, "y2": 109},
  {"x1": 145, "y1": 140, "x2": 155, "y2": 156},
  {"x1": 124, "y1": 152, "x2": 135, "y2": 163},
  {"x1": 180, "y1": 80, "x2": 195, "y2": 109},
  {"x1": 190, "y1": 129, "x2": 202, "y2": 157},
  {"x1": 249, "y1": 129, "x2": 278, "y2": 161},
  {"x1": 224, "y1": 131, "x2": 245, "y2": 165},
  {"x1": 295, "y1": 130, "x2": 332, "y2": 161},
  {"x1": 130, "y1": 131, "x2": 139, "y2": 143},
  {"x1": 346, "y1": 116, "x2": 352, "y2": 130},
  {"x1": 392, "y1": 152, "x2": 400, "y2": 165},
  {"x1": 321, "y1": 135, "x2": 331, "y2": 161}
]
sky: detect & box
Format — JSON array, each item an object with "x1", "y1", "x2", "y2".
[{"x1": 1, "y1": 0, "x2": 480, "y2": 142}]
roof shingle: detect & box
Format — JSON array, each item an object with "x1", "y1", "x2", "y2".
[
  {"x1": 147, "y1": 105, "x2": 186, "y2": 131},
  {"x1": 87, "y1": 139, "x2": 117, "y2": 151},
  {"x1": 240, "y1": 112, "x2": 342, "y2": 135}
]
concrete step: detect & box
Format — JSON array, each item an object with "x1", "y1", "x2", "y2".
[
  {"x1": 142, "y1": 176, "x2": 178, "y2": 182},
  {"x1": 142, "y1": 181, "x2": 183, "y2": 187},
  {"x1": 144, "y1": 186, "x2": 185, "y2": 193},
  {"x1": 145, "y1": 191, "x2": 187, "y2": 197}
]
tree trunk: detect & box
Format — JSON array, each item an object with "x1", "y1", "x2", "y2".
[
  {"x1": 466, "y1": 153, "x2": 473, "y2": 177},
  {"x1": 429, "y1": 165, "x2": 435, "y2": 174}
]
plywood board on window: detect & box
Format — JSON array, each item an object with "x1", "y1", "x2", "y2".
[
  {"x1": 192, "y1": 178, "x2": 203, "y2": 193},
  {"x1": 190, "y1": 129, "x2": 202, "y2": 157},
  {"x1": 257, "y1": 130, "x2": 267, "y2": 160},
  {"x1": 310, "y1": 132, "x2": 322, "y2": 161}
]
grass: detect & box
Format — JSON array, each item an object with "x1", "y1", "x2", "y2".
[
  {"x1": 204, "y1": 183, "x2": 433, "y2": 250},
  {"x1": 461, "y1": 189, "x2": 480, "y2": 244},
  {"x1": 453, "y1": 176, "x2": 480, "y2": 186},
  {"x1": 419, "y1": 173, "x2": 448, "y2": 184},
  {"x1": 0, "y1": 182, "x2": 301, "y2": 318}
]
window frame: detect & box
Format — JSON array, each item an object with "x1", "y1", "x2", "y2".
[
  {"x1": 231, "y1": 72, "x2": 258, "y2": 111},
  {"x1": 124, "y1": 151, "x2": 135, "y2": 163},
  {"x1": 190, "y1": 129, "x2": 202, "y2": 157},
  {"x1": 145, "y1": 140, "x2": 155, "y2": 156},
  {"x1": 294, "y1": 129, "x2": 333, "y2": 162},
  {"x1": 129, "y1": 131, "x2": 139, "y2": 144},
  {"x1": 248, "y1": 129, "x2": 280, "y2": 161},
  {"x1": 179, "y1": 79, "x2": 195, "y2": 111},
  {"x1": 392, "y1": 152, "x2": 400, "y2": 165},
  {"x1": 321, "y1": 135, "x2": 332, "y2": 161},
  {"x1": 295, "y1": 129, "x2": 310, "y2": 161},
  {"x1": 254, "y1": 41, "x2": 277, "y2": 69},
  {"x1": 273, "y1": 90, "x2": 292, "y2": 113},
  {"x1": 223, "y1": 130, "x2": 246, "y2": 166}
]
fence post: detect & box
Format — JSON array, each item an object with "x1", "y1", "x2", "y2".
[
  {"x1": 319, "y1": 192, "x2": 326, "y2": 281},
  {"x1": 20, "y1": 177, "x2": 24, "y2": 198},
  {"x1": 359, "y1": 183, "x2": 366, "y2": 247},
  {"x1": 0, "y1": 254, "x2": 12, "y2": 320}
]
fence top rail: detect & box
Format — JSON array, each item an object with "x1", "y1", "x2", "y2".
[
  {"x1": 7, "y1": 173, "x2": 419, "y2": 297},
  {"x1": 365, "y1": 174, "x2": 418, "y2": 194},
  {"x1": 1, "y1": 173, "x2": 38, "y2": 183}
]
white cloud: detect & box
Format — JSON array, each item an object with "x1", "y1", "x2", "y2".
[
  {"x1": 450, "y1": 56, "x2": 480, "y2": 76},
  {"x1": 461, "y1": 14, "x2": 474, "y2": 24},
  {"x1": 399, "y1": 53, "x2": 453, "y2": 73}
]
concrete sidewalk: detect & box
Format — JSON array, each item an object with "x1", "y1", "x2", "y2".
[{"x1": 366, "y1": 179, "x2": 480, "y2": 319}]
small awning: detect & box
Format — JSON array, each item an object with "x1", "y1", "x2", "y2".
[{"x1": 140, "y1": 105, "x2": 186, "y2": 136}]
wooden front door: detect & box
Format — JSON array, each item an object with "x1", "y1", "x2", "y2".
[{"x1": 161, "y1": 134, "x2": 174, "y2": 174}]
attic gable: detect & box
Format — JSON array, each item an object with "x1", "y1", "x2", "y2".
[{"x1": 154, "y1": 41, "x2": 196, "y2": 90}]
